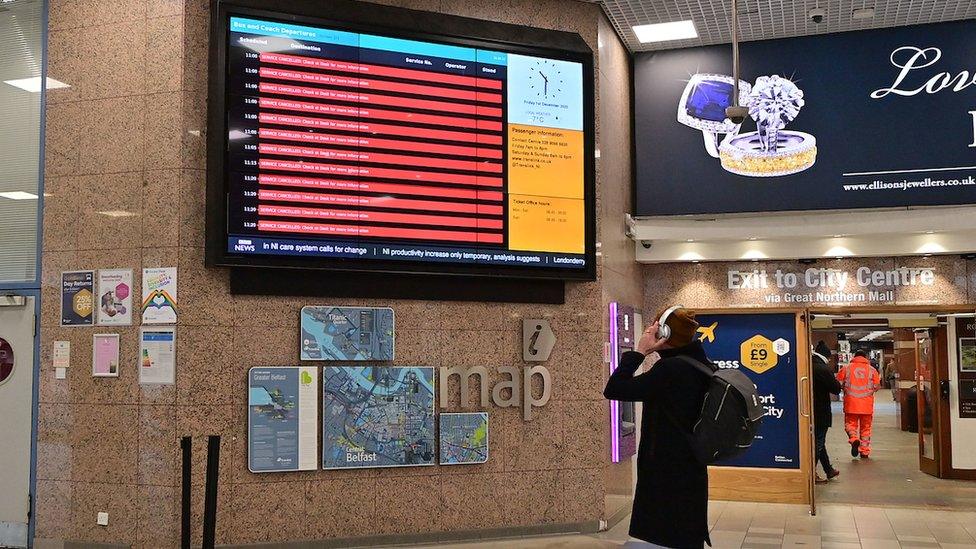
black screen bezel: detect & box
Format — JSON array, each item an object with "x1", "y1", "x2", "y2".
[{"x1": 205, "y1": 0, "x2": 597, "y2": 281}]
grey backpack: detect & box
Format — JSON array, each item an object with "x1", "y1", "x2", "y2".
[{"x1": 668, "y1": 356, "x2": 764, "y2": 465}]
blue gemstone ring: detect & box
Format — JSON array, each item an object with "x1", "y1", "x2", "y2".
[{"x1": 677, "y1": 74, "x2": 753, "y2": 158}]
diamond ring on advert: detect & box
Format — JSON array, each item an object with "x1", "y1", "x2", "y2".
[
  {"x1": 722, "y1": 74, "x2": 816, "y2": 176},
  {"x1": 677, "y1": 72, "x2": 817, "y2": 176},
  {"x1": 720, "y1": 131, "x2": 817, "y2": 177},
  {"x1": 677, "y1": 73, "x2": 752, "y2": 158}
]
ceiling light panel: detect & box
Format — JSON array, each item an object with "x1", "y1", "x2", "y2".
[
  {"x1": 633, "y1": 20, "x2": 698, "y2": 42},
  {"x1": 3, "y1": 77, "x2": 70, "y2": 92},
  {"x1": 0, "y1": 191, "x2": 39, "y2": 200}
]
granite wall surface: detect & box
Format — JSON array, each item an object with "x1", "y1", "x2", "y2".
[
  {"x1": 594, "y1": 14, "x2": 640, "y2": 506},
  {"x1": 35, "y1": 0, "x2": 636, "y2": 546}
]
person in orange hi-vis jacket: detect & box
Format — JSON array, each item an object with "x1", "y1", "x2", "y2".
[{"x1": 837, "y1": 349, "x2": 882, "y2": 458}]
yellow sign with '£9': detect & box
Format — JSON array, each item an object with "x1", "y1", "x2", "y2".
[{"x1": 741, "y1": 334, "x2": 778, "y2": 374}]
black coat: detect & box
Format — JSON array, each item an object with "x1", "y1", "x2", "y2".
[
  {"x1": 604, "y1": 342, "x2": 712, "y2": 549},
  {"x1": 812, "y1": 352, "x2": 841, "y2": 428}
]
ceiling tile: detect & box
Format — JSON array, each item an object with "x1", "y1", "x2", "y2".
[{"x1": 588, "y1": 0, "x2": 976, "y2": 52}]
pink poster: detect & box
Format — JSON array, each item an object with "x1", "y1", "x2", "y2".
[{"x1": 92, "y1": 334, "x2": 120, "y2": 377}]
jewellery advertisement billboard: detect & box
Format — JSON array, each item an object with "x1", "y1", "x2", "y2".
[{"x1": 634, "y1": 20, "x2": 976, "y2": 216}]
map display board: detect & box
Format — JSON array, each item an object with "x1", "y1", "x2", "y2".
[
  {"x1": 248, "y1": 366, "x2": 319, "y2": 472},
  {"x1": 300, "y1": 306, "x2": 394, "y2": 361},
  {"x1": 439, "y1": 412, "x2": 488, "y2": 465},
  {"x1": 210, "y1": 8, "x2": 595, "y2": 279},
  {"x1": 322, "y1": 366, "x2": 435, "y2": 469}
]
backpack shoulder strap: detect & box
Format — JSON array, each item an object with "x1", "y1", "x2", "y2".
[
  {"x1": 658, "y1": 355, "x2": 715, "y2": 437},
  {"x1": 674, "y1": 355, "x2": 717, "y2": 378}
]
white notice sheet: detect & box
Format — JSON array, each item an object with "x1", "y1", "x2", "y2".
[{"x1": 139, "y1": 327, "x2": 176, "y2": 384}]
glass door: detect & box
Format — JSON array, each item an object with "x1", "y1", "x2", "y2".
[{"x1": 916, "y1": 330, "x2": 938, "y2": 476}]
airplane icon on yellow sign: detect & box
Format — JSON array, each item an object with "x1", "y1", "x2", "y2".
[{"x1": 697, "y1": 322, "x2": 718, "y2": 343}]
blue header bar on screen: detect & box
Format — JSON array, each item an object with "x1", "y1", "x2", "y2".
[
  {"x1": 229, "y1": 16, "x2": 509, "y2": 66},
  {"x1": 230, "y1": 17, "x2": 360, "y2": 47},
  {"x1": 360, "y1": 34, "x2": 474, "y2": 62},
  {"x1": 477, "y1": 50, "x2": 508, "y2": 66}
]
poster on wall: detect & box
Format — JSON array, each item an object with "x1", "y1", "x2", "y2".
[
  {"x1": 61, "y1": 271, "x2": 95, "y2": 326},
  {"x1": 53, "y1": 341, "x2": 70, "y2": 369},
  {"x1": 139, "y1": 327, "x2": 176, "y2": 385},
  {"x1": 248, "y1": 366, "x2": 319, "y2": 472},
  {"x1": 961, "y1": 380, "x2": 976, "y2": 419},
  {"x1": 634, "y1": 20, "x2": 976, "y2": 216},
  {"x1": 0, "y1": 338, "x2": 13, "y2": 385},
  {"x1": 322, "y1": 366, "x2": 435, "y2": 469},
  {"x1": 97, "y1": 269, "x2": 133, "y2": 326},
  {"x1": 954, "y1": 318, "x2": 976, "y2": 419},
  {"x1": 439, "y1": 412, "x2": 489, "y2": 465},
  {"x1": 92, "y1": 334, "x2": 120, "y2": 377},
  {"x1": 300, "y1": 306, "x2": 394, "y2": 361},
  {"x1": 141, "y1": 268, "x2": 177, "y2": 324},
  {"x1": 959, "y1": 338, "x2": 976, "y2": 372},
  {"x1": 695, "y1": 313, "x2": 800, "y2": 469}
]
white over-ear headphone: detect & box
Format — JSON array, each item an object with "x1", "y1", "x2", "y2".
[{"x1": 657, "y1": 305, "x2": 684, "y2": 340}]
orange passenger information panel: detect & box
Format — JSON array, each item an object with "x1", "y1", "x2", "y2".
[{"x1": 216, "y1": 12, "x2": 593, "y2": 278}]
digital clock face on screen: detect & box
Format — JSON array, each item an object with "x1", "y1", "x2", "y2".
[{"x1": 217, "y1": 13, "x2": 592, "y2": 277}]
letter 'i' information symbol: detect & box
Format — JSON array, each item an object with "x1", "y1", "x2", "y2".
[
  {"x1": 529, "y1": 324, "x2": 542, "y2": 356},
  {"x1": 522, "y1": 319, "x2": 555, "y2": 362}
]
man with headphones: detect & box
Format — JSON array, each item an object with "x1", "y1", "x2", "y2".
[{"x1": 605, "y1": 306, "x2": 713, "y2": 549}]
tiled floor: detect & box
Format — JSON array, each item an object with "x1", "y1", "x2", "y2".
[
  {"x1": 404, "y1": 390, "x2": 976, "y2": 549},
  {"x1": 404, "y1": 502, "x2": 976, "y2": 548},
  {"x1": 817, "y1": 391, "x2": 976, "y2": 508}
]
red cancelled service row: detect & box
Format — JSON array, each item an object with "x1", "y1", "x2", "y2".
[
  {"x1": 259, "y1": 82, "x2": 503, "y2": 118},
  {"x1": 259, "y1": 219, "x2": 504, "y2": 244},
  {"x1": 258, "y1": 143, "x2": 503, "y2": 174},
  {"x1": 260, "y1": 52, "x2": 503, "y2": 91},
  {"x1": 259, "y1": 111, "x2": 502, "y2": 146},
  {"x1": 258, "y1": 188, "x2": 504, "y2": 215},
  {"x1": 258, "y1": 127, "x2": 502, "y2": 159},
  {"x1": 260, "y1": 66, "x2": 502, "y2": 103},
  {"x1": 257, "y1": 174, "x2": 504, "y2": 201},
  {"x1": 258, "y1": 97, "x2": 503, "y2": 133},
  {"x1": 258, "y1": 204, "x2": 503, "y2": 230},
  {"x1": 259, "y1": 159, "x2": 503, "y2": 187}
]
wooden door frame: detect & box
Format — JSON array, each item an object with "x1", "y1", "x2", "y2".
[
  {"x1": 695, "y1": 308, "x2": 813, "y2": 506},
  {"x1": 914, "y1": 325, "x2": 962, "y2": 478},
  {"x1": 935, "y1": 322, "x2": 976, "y2": 480},
  {"x1": 932, "y1": 326, "x2": 954, "y2": 477}
]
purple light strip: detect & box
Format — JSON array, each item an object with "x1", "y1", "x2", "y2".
[{"x1": 609, "y1": 301, "x2": 620, "y2": 463}]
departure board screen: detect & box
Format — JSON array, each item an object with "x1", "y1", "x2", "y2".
[{"x1": 213, "y1": 12, "x2": 594, "y2": 278}]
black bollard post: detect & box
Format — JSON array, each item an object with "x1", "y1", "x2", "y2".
[
  {"x1": 202, "y1": 435, "x2": 220, "y2": 549},
  {"x1": 180, "y1": 436, "x2": 191, "y2": 549}
]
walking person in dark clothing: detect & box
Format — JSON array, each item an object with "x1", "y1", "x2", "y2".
[
  {"x1": 812, "y1": 341, "x2": 842, "y2": 482},
  {"x1": 604, "y1": 306, "x2": 712, "y2": 548}
]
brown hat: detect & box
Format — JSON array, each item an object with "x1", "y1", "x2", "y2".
[{"x1": 657, "y1": 306, "x2": 699, "y2": 348}]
